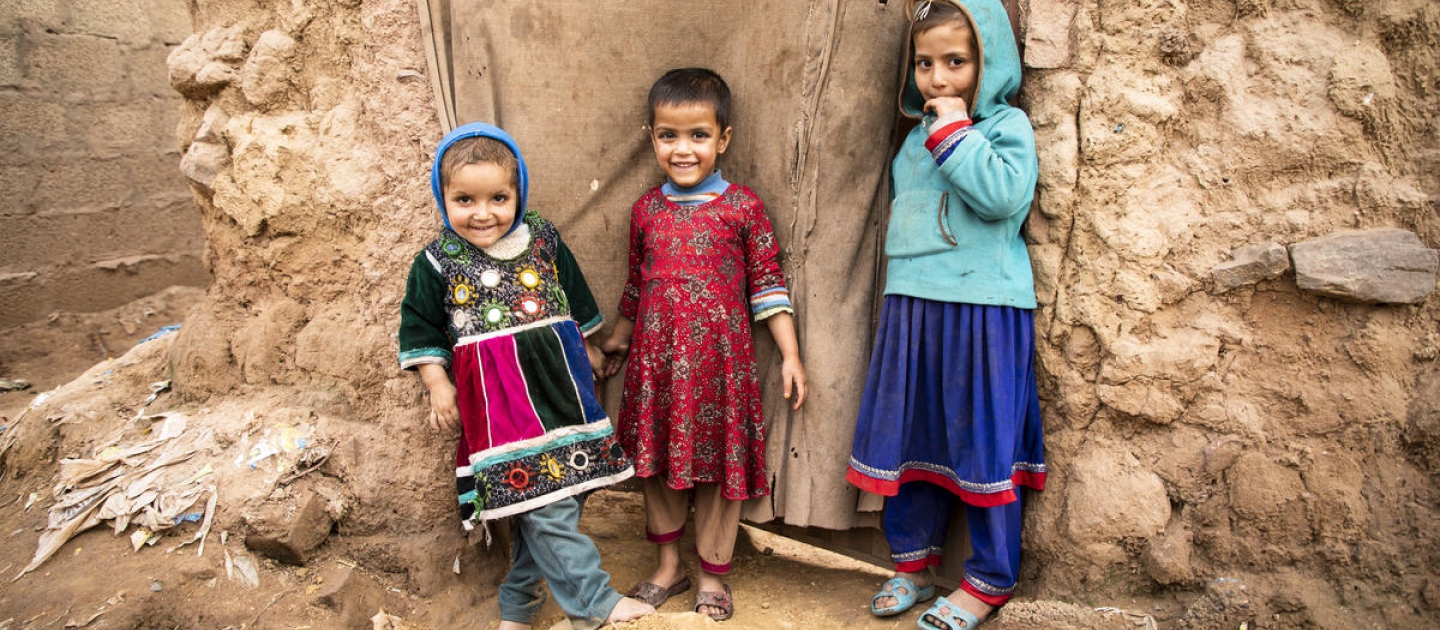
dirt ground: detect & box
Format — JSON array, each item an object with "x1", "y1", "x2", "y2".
[{"x1": 0, "y1": 289, "x2": 1179, "y2": 630}]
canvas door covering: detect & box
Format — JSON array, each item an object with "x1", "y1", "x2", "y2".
[{"x1": 416, "y1": 0, "x2": 910, "y2": 534}]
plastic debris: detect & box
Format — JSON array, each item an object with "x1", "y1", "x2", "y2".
[
  {"x1": 0, "y1": 379, "x2": 30, "y2": 392},
  {"x1": 236, "y1": 422, "x2": 314, "y2": 472},
  {"x1": 134, "y1": 382, "x2": 172, "y2": 419},
  {"x1": 15, "y1": 415, "x2": 217, "y2": 580},
  {"x1": 130, "y1": 529, "x2": 158, "y2": 551},
  {"x1": 138, "y1": 324, "x2": 181, "y2": 344}
]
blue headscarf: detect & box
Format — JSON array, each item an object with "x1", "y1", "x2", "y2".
[{"x1": 429, "y1": 122, "x2": 530, "y2": 237}]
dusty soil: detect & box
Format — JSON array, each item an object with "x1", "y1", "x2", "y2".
[{"x1": 0, "y1": 286, "x2": 205, "y2": 423}]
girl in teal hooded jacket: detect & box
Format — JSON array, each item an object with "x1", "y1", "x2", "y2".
[{"x1": 847, "y1": 2, "x2": 1047, "y2": 629}]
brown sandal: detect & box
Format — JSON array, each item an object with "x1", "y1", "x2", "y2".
[
  {"x1": 695, "y1": 583, "x2": 733, "y2": 621},
  {"x1": 627, "y1": 575, "x2": 691, "y2": 608}
]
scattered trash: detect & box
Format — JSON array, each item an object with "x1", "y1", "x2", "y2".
[
  {"x1": 230, "y1": 551, "x2": 260, "y2": 588},
  {"x1": 0, "y1": 379, "x2": 30, "y2": 392},
  {"x1": 138, "y1": 324, "x2": 181, "y2": 344},
  {"x1": 149, "y1": 580, "x2": 163, "y2": 592},
  {"x1": 452, "y1": 555, "x2": 460, "y2": 575},
  {"x1": 168, "y1": 490, "x2": 218, "y2": 556},
  {"x1": 129, "y1": 529, "x2": 158, "y2": 552},
  {"x1": 236, "y1": 423, "x2": 314, "y2": 472},
  {"x1": 15, "y1": 412, "x2": 217, "y2": 580},
  {"x1": 139, "y1": 381, "x2": 172, "y2": 411}
]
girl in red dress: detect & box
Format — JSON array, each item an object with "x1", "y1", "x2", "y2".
[{"x1": 601, "y1": 68, "x2": 808, "y2": 622}]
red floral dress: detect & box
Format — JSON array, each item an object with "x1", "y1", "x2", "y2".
[{"x1": 617, "y1": 184, "x2": 791, "y2": 500}]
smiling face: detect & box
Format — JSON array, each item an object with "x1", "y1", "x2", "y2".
[
  {"x1": 912, "y1": 19, "x2": 979, "y2": 112},
  {"x1": 649, "y1": 101, "x2": 732, "y2": 189},
  {"x1": 443, "y1": 162, "x2": 518, "y2": 249}
]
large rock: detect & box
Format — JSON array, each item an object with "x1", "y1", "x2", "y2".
[
  {"x1": 1290, "y1": 229, "x2": 1438, "y2": 304},
  {"x1": 244, "y1": 489, "x2": 335, "y2": 565}
]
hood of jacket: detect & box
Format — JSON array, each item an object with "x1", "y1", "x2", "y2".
[
  {"x1": 898, "y1": 0, "x2": 1021, "y2": 121},
  {"x1": 429, "y1": 122, "x2": 530, "y2": 237}
]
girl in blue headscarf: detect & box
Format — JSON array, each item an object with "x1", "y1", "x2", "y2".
[{"x1": 398, "y1": 123, "x2": 653, "y2": 629}]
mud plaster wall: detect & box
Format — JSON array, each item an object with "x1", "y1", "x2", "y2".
[
  {"x1": 160, "y1": 0, "x2": 1439, "y2": 626},
  {"x1": 0, "y1": 0, "x2": 208, "y2": 329}
]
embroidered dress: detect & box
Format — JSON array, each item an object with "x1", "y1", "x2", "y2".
[
  {"x1": 617, "y1": 184, "x2": 792, "y2": 501},
  {"x1": 400, "y1": 211, "x2": 632, "y2": 526}
]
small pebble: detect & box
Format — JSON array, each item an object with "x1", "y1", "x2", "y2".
[{"x1": 150, "y1": 580, "x2": 164, "y2": 592}]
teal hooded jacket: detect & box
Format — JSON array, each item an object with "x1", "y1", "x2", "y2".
[{"x1": 884, "y1": 0, "x2": 1039, "y2": 309}]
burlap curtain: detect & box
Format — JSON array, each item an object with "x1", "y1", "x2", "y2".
[{"x1": 416, "y1": 0, "x2": 909, "y2": 532}]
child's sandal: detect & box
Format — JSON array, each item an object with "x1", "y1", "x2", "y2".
[
  {"x1": 695, "y1": 583, "x2": 733, "y2": 621},
  {"x1": 917, "y1": 596, "x2": 985, "y2": 630},
  {"x1": 626, "y1": 575, "x2": 691, "y2": 608}
]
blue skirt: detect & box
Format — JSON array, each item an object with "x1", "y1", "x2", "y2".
[{"x1": 847, "y1": 296, "x2": 1046, "y2": 506}]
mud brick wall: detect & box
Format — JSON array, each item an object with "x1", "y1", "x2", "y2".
[{"x1": 0, "y1": 0, "x2": 207, "y2": 328}]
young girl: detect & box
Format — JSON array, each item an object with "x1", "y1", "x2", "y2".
[
  {"x1": 600, "y1": 68, "x2": 808, "y2": 622},
  {"x1": 399, "y1": 123, "x2": 653, "y2": 630},
  {"x1": 847, "y1": 2, "x2": 1046, "y2": 629}
]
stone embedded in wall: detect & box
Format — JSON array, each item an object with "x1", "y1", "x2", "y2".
[
  {"x1": 1024, "y1": 0, "x2": 1076, "y2": 69},
  {"x1": 1210, "y1": 242, "x2": 1289, "y2": 292},
  {"x1": 1065, "y1": 447, "x2": 1171, "y2": 546},
  {"x1": 240, "y1": 30, "x2": 297, "y2": 110},
  {"x1": 167, "y1": 25, "x2": 247, "y2": 98},
  {"x1": 179, "y1": 102, "x2": 232, "y2": 190},
  {"x1": 1290, "y1": 228, "x2": 1438, "y2": 304},
  {"x1": 1144, "y1": 525, "x2": 1194, "y2": 585},
  {"x1": 180, "y1": 140, "x2": 230, "y2": 190}
]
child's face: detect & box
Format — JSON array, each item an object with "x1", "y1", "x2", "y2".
[
  {"x1": 913, "y1": 20, "x2": 979, "y2": 114},
  {"x1": 650, "y1": 102, "x2": 732, "y2": 189},
  {"x1": 443, "y1": 162, "x2": 518, "y2": 249}
]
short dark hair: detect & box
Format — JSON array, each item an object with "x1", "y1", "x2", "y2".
[
  {"x1": 647, "y1": 68, "x2": 732, "y2": 131},
  {"x1": 438, "y1": 136, "x2": 518, "y2": 191}
]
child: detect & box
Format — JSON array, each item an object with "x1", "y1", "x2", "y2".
[
  {"x1": 846, "y1": 2, "x2": 1046, "y2": 629},
  {"x1": 599, "y1": 68, "x2": 808, "y2": 622},
  {"x1": 398, "y1": 122, "x2": 654, "y2": 630}
]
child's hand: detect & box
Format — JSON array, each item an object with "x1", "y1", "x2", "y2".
[
  {"x1": 601, "y1": 351, "x2": 628, "y2": 380},
  {"x1": 428, "y1": 381, "x2": 460, "y2": 433},
  {"x1": 781, "y1": 356, "x2": 808, "y2": 410},
  {"x1": 598, "y1": 334, "x2": 630, "y2": 379},
  {"x1": 418, "y1": 363, "x2": 460, "y2": 433},
  {"x1": 923, "y1": 96, "x2": 969, "y2": 121},
  {"x1": 585, "y1": 340, "x2": 606, "y2": 378}
]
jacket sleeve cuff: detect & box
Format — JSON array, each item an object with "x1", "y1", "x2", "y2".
[{"x1": 924, "y1": 116, "x2": 973, "y2": 166}]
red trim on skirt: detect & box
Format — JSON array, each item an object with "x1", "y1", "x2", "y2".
[{"x1": 846, "y1": 467, "x2": 1045, "y2": 507}]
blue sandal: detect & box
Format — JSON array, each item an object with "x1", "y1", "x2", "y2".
[
  {"x1": 917, "y1": 596, "x2": 984, "y2": 630},
  {"x1": 870, "y1": 576, "x2": 937, "y2": 617}
]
